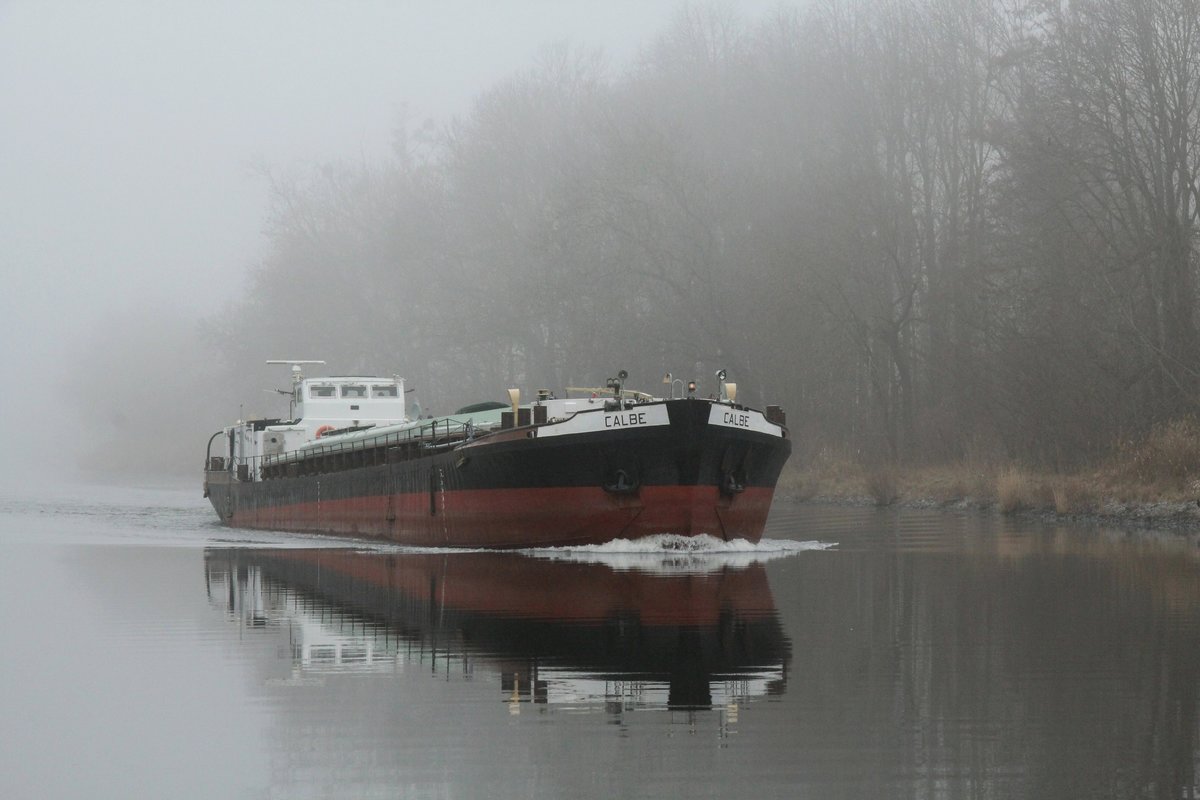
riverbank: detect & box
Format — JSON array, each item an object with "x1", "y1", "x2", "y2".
[{"x1": 779, "y1": 454, "x2": 1200, "y2": 533}]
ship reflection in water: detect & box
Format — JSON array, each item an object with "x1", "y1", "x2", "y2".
[{"x1": 204, "y1": 545, "x2": 791, "y2": 717}]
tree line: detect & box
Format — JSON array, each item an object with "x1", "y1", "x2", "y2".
[{"x1": 191, "y1": 0, "x2": 1200, "y2": 472}]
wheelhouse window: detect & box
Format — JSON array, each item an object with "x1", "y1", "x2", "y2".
[
  {"x1": 309, "y1": 385, "x2": 336, "y2": 398},
  {"x1": 371, "y1": 384, "x2": 398, "y2": 398},
  {"x1": 341, "y1": 384, "x2": 367, "y2": 398}
]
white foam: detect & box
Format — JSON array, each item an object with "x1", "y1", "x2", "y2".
[{"x1": 518, "y1": 534, "x2": 835, "y2": 573}]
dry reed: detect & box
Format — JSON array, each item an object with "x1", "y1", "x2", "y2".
[
  {"x1": 866, "y1": 466, "x2": 899, "y2": 506},
  {"x1": 996, "y1": 467, "x2": 1055, "y2": 513}
]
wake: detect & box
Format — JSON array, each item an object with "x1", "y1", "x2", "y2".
[{"x1": 519, "y1": 533, "x2": 835, "y2": 573}]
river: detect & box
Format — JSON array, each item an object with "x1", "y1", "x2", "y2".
[{"x1": 1, "y1": 483, "x2": 1197, "y2": 799}]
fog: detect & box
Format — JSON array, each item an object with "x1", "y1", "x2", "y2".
[
  {"x1": 0, "y1": 1, "x2": 780, "y2": 482},
  {"x1": 7, "y1": 0, "x2": 1200, "y2": 484}
]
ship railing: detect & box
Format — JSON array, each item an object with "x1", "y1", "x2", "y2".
[{"x1": 237, "y1": 417, "x2": 485, "y2": 481}]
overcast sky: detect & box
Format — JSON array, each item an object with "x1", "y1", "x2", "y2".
[{"x1": 0, "y1": 0, "x2": 782, "y2": 479}]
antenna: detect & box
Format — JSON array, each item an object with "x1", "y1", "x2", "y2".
[
  {"x1": 267, "y1": 359, "x2": 325, "y2": 384},
  {"x1": 267, "y1": 360, "x2": 324, "y2": 419}
]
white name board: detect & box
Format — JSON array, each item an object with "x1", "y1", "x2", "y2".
[
  {"x1": 537, "y1": 404, "x2": 670, "y2": 437},
  {"x1": 707, "y1": 404, "x2": 784, "y2": 436}
]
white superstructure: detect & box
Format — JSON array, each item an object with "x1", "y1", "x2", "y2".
[{"x1": 216, "y1": 363, "x2": 412, "y2": 481}]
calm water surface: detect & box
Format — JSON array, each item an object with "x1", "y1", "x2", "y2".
[{"x1": 2, "y1": 484, "x2": 1199, "y2": 799}]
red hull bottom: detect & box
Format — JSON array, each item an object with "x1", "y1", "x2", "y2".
[{"x1": 227, "y1": 485, "x2": 775, "y2": 548}]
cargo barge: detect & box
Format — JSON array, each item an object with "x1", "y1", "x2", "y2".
[{"x1": 203, "y1": 362, "x2": 791, "y2": 547}]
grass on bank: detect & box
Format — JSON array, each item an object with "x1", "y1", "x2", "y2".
[{"x1": 782, "y1": 418, "x2": 1200, "y2": 515}]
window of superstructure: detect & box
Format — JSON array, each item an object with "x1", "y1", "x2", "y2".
[
  {"x1": 371, "y1": 384, "x2": 398, "y2": 398},
  {"x1": 341, "y1": 384, "x2": 367, "y2": 398},
  {"x1": 310, "y1": 385, "x2": 336, "y2": 398}
]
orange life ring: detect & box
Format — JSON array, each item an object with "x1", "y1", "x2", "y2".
[{"x1": 315, "y1": 425, "x2": 336, "y2": 438}]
